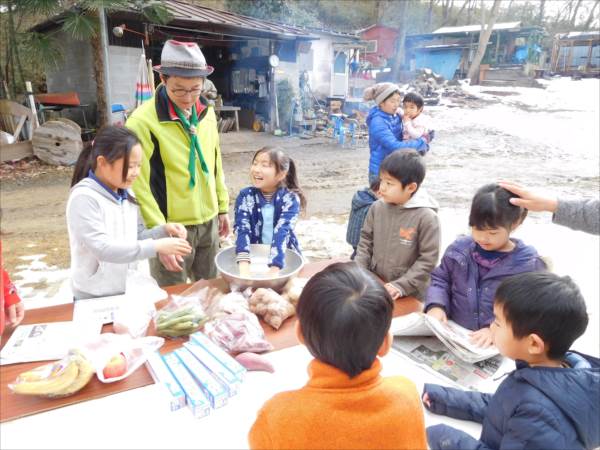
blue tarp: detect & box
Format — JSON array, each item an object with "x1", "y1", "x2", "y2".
[{"x1": 414, "y1": 48, "x2": 462, "y2": 80}]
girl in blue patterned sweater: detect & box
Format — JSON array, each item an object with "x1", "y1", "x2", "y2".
[{"x1": 234, "y1": 147, "x2": 306, "y2": 277}]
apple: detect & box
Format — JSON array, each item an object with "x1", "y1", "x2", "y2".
[{"x1": 102, "y1": 353, "x2": 128, "y2": 379}]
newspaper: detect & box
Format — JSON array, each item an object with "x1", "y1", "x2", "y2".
[
  {"x1": 392, "y1": 336, "x2": 505, "y2": 390},
  {"x1": 0, "y1": 321, "x2": 102, "y2": 365},
  {"x1": 391, "y1": 313, "x2": 499, "y2": 364}
]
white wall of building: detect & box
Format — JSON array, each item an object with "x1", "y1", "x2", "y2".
[
  {"x1": 108, "y1": 45, "x2": 143, "y2": 111},
  {"x1": 307, "y1": 37, "x2": 334, "y2": 98}
]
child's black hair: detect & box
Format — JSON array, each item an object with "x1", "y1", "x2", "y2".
[
  {"x1": 71, "y1": 126, "x2": 140, "y2": 205},
  {"x1": 403, "y1": 92, "x2": 424, "y2": 109},
  {"x1": 369, "y1": 177, "x2": 380, "y2": 192},
  {"x1": 469, "y1": 183, "x2": 527, "y2": 230},
  {"x1": 495, "y1": 272, "x2": 588, "y2": 360},
  {"x1": 253, "y1": 147, "x2": 306, "y2": 210},
  {"x1": 379, "y1": 150, "x2": 426, "y2": 192},
  {"x1": 296, "y1": 261, "x2": 393, "y2": 378}
]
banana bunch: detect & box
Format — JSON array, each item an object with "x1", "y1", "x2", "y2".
[
  {"x1": 155, "y1": 305, "x2": 207, "y2": 338},
  {"x1": 9, "y1": 350, "x2": 95, "y2": 398}
]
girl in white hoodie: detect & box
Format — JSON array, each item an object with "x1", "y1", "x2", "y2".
[{"x1": 67, "y1": 126, "x2": 191, "y2": 299}]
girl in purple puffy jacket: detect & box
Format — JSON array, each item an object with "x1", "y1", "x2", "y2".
[{"x1": 424, "y1": 183, "x2": 547, "y2": 347}]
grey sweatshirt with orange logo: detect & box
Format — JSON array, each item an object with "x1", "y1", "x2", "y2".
[{"x1": 355, "y1": 188, "x2": 440, "y2": 299}]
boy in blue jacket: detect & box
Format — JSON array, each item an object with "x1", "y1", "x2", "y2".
[{"x1": 423, "y1": 272, "x2": 599, "y2": 450}]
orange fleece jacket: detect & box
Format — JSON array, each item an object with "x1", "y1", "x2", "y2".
[{"x1": 248, "y1": 358, "x2": 427, "y2": 450}]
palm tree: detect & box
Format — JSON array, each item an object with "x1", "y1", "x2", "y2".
[{"x1": 2, "y1": 0, "x2": 170, "y2": 125}]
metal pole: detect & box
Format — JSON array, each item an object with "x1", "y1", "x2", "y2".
[{"x1": 98, "y1": 6, "x2": 112, "y2": 125}]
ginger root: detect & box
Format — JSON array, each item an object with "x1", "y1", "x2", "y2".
[{"x1": 249, "y1": 288, "x2": 295, "y2": 329}]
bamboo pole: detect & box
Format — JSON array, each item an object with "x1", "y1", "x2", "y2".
[{"x1": 25, "y1": 81, "x2": 39, "y2": 129}]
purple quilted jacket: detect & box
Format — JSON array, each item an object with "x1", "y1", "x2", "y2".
[{"x1": 424, "y1": 236, "x2": 547, "y2": 330}]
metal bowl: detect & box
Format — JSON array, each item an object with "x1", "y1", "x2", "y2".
[{"x1": 215, "y1": 244, "x2": 305, "y2": 292}]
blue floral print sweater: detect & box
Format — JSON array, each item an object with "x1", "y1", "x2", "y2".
[{"x1": 234, "y1": 187, "x2": 301, "y2": 269}]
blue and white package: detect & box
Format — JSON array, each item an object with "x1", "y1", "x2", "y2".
[
  {"x1": 145, "y1": 351, "x2": 186, "y2": 412},
  {"x1": 190, "y1": 332, "x2": 247, "y2": 380},
  {"x1": 183, "y1": 341, "x2": 242, "y2": 397},
  {"x1": 162, "y1": 351, "x2": 211, "y2": 419},
  {"x1": 174, "y1": 348, "x2": 228, "y2": 409}
]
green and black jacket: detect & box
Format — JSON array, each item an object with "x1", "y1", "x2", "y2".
[{"x1": 126, "y1": 85, "x2": 229, "y2": 228}]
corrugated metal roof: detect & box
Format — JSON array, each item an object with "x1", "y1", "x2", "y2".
[
  {"x1": 557, "y1": 31, "x2": 600, "y2": 40},
  {"x1": 433, "y1": 21, "x2": 521, "y2": 34},
  {"x1": 31, "y1": 0, "x2": 361, "y2": 41},
  {"x1": 163, "y1": 0, "x2": 311, "y2": 38}
]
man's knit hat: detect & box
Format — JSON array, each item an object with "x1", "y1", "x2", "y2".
[
  {"x1": 363, "y1": 82, "x2": 400, "y2": 105},
  {"x1": 153, "y1": 40, "x2": 214, "y2": 77}
]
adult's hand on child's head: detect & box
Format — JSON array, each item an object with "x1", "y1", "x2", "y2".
[
  {"x1": 165, "y1": 222, "x2": 187, "y2": 239},
  {"x1": 158, "y1": 253, "x2": 185, "y2": 272},
  {"x1": 7, "y1": 302, "x2": 25, "y2": 327},
  {"x1": 426, "y1": 306, "x2": 447, "y2": 323},
  {"x1": 469, "y1": 327, "x2": 494, "y2": 348},
  {"x1": 498, "y1": 181, "x2": 558, "y2": 213}
]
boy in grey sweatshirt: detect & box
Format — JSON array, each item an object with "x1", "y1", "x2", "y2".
[{"x1": 356, "y1": 150, "x2": 440, "y2": 299}]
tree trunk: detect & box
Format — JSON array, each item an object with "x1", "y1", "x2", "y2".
[
  {"x1": 447, "y1": 0, "x2": 468, "y2": 26},
  {"x1": 391, "y1": 0, "x2": 409, "y2": 82},
  {"x1": 506, "y1": 0, "x2": 514, "y2": 14},
  {"x1": 375, "y1": 0, "x2": 384, "y2": 24},
  {"x1": 570, "y1": 0, "x2": 583, "y2": 26},
  {"x1": 442, "y1": 0, "x2": 450, "y2": 22},
  {"x1": 90, "y1": 30, "x2": 108, "y2": 127},
  {"x1": 426, "y1": 0, "x2": 436, "y2": 30},
  {"x1": 537, "y1": 0, "x2": 546, "y2": 24},
  {"x1": 6, "y1": 0, "x2": 24, "y2": 98},
  {"x1": 583, "y1": 0, "x2": 600, "y2": 29},
  {"x1": 467, "y1": 0, "x2": 502, "y2": 85},
  {"x1": 467, "y1": 0, "x2": 475, "y2": 25}
]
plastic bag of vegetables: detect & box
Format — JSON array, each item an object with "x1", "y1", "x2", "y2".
[{"x1": 154, "y1": 294, "x2": 208, "y2": 338}]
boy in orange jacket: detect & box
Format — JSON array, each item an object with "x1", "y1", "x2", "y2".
[
  {"x1": 1, "y1": 241, "x2": 24, "y2": 335},
  {"x1": 248, "y1": 261, "x2": 427, "y2": 450}
]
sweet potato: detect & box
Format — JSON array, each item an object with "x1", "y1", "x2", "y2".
[{"x1": 235, "y1": 352, "x2": 275, "y2": 373}]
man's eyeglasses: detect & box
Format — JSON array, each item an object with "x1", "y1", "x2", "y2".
[{"x1": 169, "y1": 87, "x2": 203, "y2": 98}]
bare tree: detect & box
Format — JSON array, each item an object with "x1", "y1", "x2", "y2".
[
  {"x1": 570, "y1": 0, "x2": 583, "y2": 26},
  {"x1": 426, "y1": 0, "x2": 437, "y2": 30},
  {"x1": 447, "y1": 0, "x2": 469, "y2": 26},
  {"x1": 391, "y1": 0, "x2": 410, "y2": 81},
  {"x1": 467, "y1": 0, "x2": 502, "y2": 84},
  {"x1": 537, "y1": 0, "x2": 546, "y2": 24},
  {"x1": 441, "y1": 0, "x2": 452, "y2": 23},
  {"x1": 583, "y1": 0, "x2": 600, "y2": 29},
  {"x1": 467, "y1": 0, "x2": 476, "y2": 24}
]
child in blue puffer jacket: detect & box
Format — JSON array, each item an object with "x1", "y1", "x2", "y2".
[
  {"x1": 425, "y1": 184, "x2": 546, "y2": 347},
  {"x1": 423, "y1": 272, "x2": 600, "y2": 450},
  {"x1": 363, "y1": 83, "x2": 432, "y2": 184}
]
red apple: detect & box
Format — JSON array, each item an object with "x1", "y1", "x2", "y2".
[{"x1": 102, "y1": 353, "x2": 128, "y2": 379}]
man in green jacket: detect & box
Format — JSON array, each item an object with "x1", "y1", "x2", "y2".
[{"x1": 127, "y1": 40, "x2": 230, "y2": 286}]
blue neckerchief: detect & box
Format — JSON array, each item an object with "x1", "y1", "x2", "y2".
[{"x1": 88, "y1": 169, "x2": 128, "y2": 203}]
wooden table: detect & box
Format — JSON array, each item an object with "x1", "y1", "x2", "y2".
[
  {"x1": 0, "y1": 260, "x2": 420, "y2": 423},
  {"x1": 215, "y1": 105, "x2": 240, "y2": 132}
]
